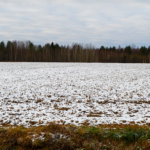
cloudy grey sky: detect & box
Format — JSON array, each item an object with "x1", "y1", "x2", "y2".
[{"x1": 0, "y1": 0, "x2": 150, "y2": 48}]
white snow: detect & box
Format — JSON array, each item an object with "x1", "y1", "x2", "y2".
[{"x1": 0, "y1": 62, "x2": 150, "y2": 127}]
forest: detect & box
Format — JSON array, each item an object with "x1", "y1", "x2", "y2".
[{"x1": 0, "y1": 40, "x2": 150, "y2": 63}]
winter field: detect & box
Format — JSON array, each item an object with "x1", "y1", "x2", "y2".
[{"x1": 0, "y1": 62, "x2": 150, "y2": 127}]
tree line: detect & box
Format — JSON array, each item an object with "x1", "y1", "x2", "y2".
[{"x1": 0, "y1": 40, "x2": 150, "y2": 63}]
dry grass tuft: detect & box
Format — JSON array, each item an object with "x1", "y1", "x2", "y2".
[{"x1": 0, "y1": 123, "x2": 150, "y2": 149}]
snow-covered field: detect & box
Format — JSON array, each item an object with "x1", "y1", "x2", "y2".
[{"x1": 0, "y1": 63, "x2": 150, "y2": 127}]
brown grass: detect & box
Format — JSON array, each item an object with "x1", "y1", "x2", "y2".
[{"x1": 1, "y1": 123, "x2": 150, "y2": 149}]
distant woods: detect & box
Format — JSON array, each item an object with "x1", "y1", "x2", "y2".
[{"x1": 0, "y1": 41, "x2": 150, "y2": 63}]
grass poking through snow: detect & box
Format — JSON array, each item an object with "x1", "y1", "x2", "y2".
[{"x1": 1, "y1": 123, "x2": 150, "y2": 149}]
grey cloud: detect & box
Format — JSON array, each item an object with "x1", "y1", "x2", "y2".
[{"x1": 0, "y1": 0, "x2": 150, "y2": 47}]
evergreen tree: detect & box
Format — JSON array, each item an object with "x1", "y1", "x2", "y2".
[
  {"x1": 140, "y1": 46, "x2": 148, "y2": 55},
  {"x1": 124, "y1": 46, "x2": 132, "y2": 55}
]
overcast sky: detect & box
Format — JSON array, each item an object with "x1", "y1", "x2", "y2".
[{"x1": 0, "y1": 0, "x2": 150, "y2": 48}]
